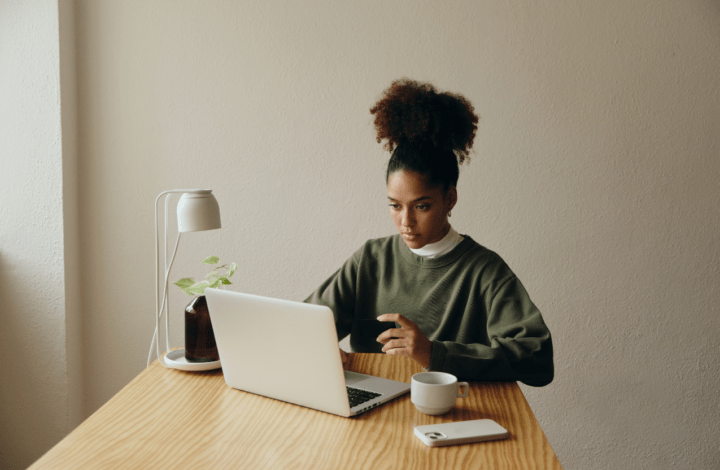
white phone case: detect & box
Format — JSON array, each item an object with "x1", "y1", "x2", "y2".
[{"x1": 414, "y1": 419, "x2": 509, "y2": 447}]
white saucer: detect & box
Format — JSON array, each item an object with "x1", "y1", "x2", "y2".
[{"x1": 163, "y1": 349, "x2": 221, "y2": 371}]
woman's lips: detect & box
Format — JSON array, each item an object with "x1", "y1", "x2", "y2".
[{"x1": 402, "y1": 233, "x2": 419, "y2": 240}]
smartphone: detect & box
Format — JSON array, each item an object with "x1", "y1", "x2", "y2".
[
  {"x1": 355, "y1": 319, "x2": 396, "y2": 339},
  {"x1": 351, "y1": 319, "x2": 396, "y2": 353},
  {"x1": 414, "y1": 419, "x2": 509, "y2": 447}
]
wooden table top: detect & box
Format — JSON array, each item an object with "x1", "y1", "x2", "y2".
[{"x1": 29, "y1": 353, "x2": 561, "y2": 469}]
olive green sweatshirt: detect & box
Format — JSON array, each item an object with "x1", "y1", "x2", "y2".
[{"x1": 305, "y1": 235, "x2": 554, "y2": 387}]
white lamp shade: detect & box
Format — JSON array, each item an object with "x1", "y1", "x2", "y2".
[{"x1": 177, "y1": 191, "x2": 221, "y2": 233}]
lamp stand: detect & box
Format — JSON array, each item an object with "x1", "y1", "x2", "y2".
[{"x1": 147, "y1": 190, "x2": 222, "y2": 371}]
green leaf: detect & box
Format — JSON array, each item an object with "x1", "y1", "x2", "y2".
[
  {"x1": 226, "y1": 262, "x2": 237, "y2": 278},
  {"x1": 188, "y1": 280, "x2": 210, "y2": 296},
  {"x1": 176, "y1": 257, "x2": 236, "y2": 295},
  {"x1": 174, "y1": 278, "x2": 196, "y2": 289},
  {"x1": 180, "y1": 286, "x2": 196, "y2": 296}
]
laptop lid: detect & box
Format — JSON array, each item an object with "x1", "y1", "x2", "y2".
[{"x1": 206, "y1": 288, "x2": 384, "y2": 417}]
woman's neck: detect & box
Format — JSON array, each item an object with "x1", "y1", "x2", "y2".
[{"x1": 408, "y1": 226, "x2": 463, "y2": 259}]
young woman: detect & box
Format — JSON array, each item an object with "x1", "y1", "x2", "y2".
[{"x1": 306, "y1": 79, "x2": 553, "y2": 387}]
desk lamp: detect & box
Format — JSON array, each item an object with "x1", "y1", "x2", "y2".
[{"x1": 146, "y1": 189, "x2": 222, "y2": 371}]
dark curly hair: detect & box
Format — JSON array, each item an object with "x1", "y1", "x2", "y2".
[{"x1": 370, "y1": 78, "x2": 479, "y2": 191}]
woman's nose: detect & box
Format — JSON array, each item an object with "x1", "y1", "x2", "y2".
[{"x1": 401, "y1": 209, "x2": 415, "y2": 227}]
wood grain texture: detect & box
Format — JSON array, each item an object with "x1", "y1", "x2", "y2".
[{"x1": 29, "y1": 353, "x2": 561, "y2": 469}]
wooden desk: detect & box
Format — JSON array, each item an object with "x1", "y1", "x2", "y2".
[{"x1": 30, "y1": 354, "x2": 561, "y2": 469}]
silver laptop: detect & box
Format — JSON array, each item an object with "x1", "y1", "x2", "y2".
[{"x1": 205, "y1": 288, "x2": 410, "y2": 417}]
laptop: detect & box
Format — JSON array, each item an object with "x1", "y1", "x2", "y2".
[{"x1": 205, "y1": 288, "x2": 411, "y2": 417}]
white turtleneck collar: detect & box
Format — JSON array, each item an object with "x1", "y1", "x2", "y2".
[{"x1": 408, "y1": 227, "x2": 464, "y2": 259}]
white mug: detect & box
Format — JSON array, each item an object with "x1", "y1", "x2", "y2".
[{"x1": 411, "y1": 372, "x2": 469, "y2": 415}]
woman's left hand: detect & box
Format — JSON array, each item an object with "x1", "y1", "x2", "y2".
[{"x1": 376, "y1": 313, "x2": 432, "y2": 368}]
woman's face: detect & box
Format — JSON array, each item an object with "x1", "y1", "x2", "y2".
[{"x1": 386, "y1": 170, "x2": 457, "y2": 249}]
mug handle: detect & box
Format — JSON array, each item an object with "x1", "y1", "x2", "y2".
[{"x1": 457, "y1": 382, "x2": 470, "y2": 398}]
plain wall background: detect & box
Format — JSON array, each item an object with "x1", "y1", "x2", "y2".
[
  {"x1": 0, "y1": 0, "x2": 82, "y2": 468},
  {"x1": 2, "y1": 1, "x2": 719, "y2": 469}
]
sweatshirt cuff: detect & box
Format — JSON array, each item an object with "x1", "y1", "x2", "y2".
[{"x1": 428, "y1": 340, "x2": 446, "y2": 372}]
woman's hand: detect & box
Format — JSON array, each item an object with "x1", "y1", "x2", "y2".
[
  {"x1": 339, "y1": 348, "x2": 350, "y2": 369},
  {"x1": 376, "y1": 314, "x2": 432, "y2": 368}
]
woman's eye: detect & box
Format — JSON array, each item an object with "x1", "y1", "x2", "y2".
[
  {"x1": 388, "y1": 204, "x2": 400, "y2": 210},
  {"x1": 416, "y1": 205, "x2": 430, "y2": 211}
]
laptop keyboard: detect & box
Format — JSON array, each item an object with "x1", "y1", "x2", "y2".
[{"x1": 347, "y1": 386, "x2": 381, "y2": 408}]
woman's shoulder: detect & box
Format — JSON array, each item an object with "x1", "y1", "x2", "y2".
[
  {"x1": 455, "y1": 236, "x2": 516, "y2": 277},
  {"x1": 459, "y1": 236, "x2": 499, "y2": 261}
]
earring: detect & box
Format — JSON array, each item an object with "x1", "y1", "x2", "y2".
[{"x1": 448, "y1": 210, "x2": 452, "y2": 217}]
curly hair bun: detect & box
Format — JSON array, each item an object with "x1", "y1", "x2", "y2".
[{"x1": 370, "y1": 78, "x2": 478, "y2": 164}]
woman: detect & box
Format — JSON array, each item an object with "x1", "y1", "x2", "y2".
[{"x1": 306, "y1": 79, "x2": 553, "y2": 386}]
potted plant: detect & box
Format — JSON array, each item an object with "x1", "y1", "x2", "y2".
[{"x1": 174, "y1": 256, "x2": 237, "y2": 362}]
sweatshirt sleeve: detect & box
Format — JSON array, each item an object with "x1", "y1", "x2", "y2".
[
  {"x1": 428, "y1": 274, "x2": 554, "y2": 387},
  {"x1": 304, "y1": 251, "x2": 360, "y2": 342}
]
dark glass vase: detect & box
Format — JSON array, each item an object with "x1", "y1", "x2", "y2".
[{"x1": 185, "y1": 295, "x2": 219, "y2": 362}]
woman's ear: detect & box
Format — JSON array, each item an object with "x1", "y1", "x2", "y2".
[{"x1": 446, "y1": 186, "x2": 458, "y2": 213}]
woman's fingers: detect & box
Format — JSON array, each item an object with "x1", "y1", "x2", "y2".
[
  {"x1": 376, "y1": 327, "x2": 402, "y2": 344},
  {"x1": 381, "y1": 338, "x2": 408, "y2": 352},
  {"x1": 377, "y1": 313, "x2": 413, "y2": 328},
  {"x1": 375, "y1": 314, "x2": 432, "y2": 368},
  {"x1": 339, "y1": 348, "x2": 350, "y2": 369},
  {"x1": 376, "y1": 313, "x2": 415, "y2": 343}
]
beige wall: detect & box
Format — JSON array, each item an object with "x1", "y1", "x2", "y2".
[
  {"x1": 3, "y1": 1, "x2": 719, "y2": 469},
  {"x1": 0, "y1": 1, "x2": 81, "y2": 468}
]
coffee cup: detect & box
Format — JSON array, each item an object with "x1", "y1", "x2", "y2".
[{"x1": 411, "y1": 372, "x2": 469, "y2": 415}]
